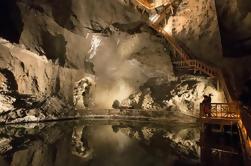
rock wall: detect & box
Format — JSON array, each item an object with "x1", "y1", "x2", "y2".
[
  {"x1": 0, "y1": 38, "x2": 85, "y2": 102},
  {"x1": 121, "y1": 75, "x2": 224, "y2": 116},
  {"x1": 1, "y1": 0, "x2": 251, "y2": 114},
  {"x1": 16, "y1": 0, "x2": 142, "y2": 69},
  {"x1": 163, "y1": 0, "x2": 223, "y2": 62},
  {"x1": 215, "y1": 0, "x2": 251, "y2": 57}
]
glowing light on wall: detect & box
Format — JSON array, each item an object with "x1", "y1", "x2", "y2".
[
  {"x1": 88, "y1": 35, "x2": 102, "y2": 59},
  {"x1": 163, "y1": 17, "x2": 173, "y2": 35}
]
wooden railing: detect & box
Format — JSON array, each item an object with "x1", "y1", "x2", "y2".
[
  {"x1": 200, "y1": 103, "x2": 240, "y2": 119},
  {"x1": 149, "y1": 8, "x2": 169, "y2": 25},
  {"x1": 173, "y1": 60, "x2": 218, "y2": 76},
  {"x1": 136, "y1": 0, "x2": 170, "y2": 10},
  {"x1": 149, "y1": 24, "x2": 190, "y2": 61},
  {"x1": 135, "y1": 0, "x2": 235, "y2": 103},
  {"x1": 217, "y1": 71, "x2": 233, "y2": 102},
  {"x1": 238, "y1": 107, "x2": 251, "y2": 164},
  {"x1": 211, "y1": 103, "x2": 240, "y2": 118},
  {"x1": 240, "y1": 107, "x2": 251, "y2": 139}
]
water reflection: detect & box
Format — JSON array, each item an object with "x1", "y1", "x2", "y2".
[{"x1": 0, "y1": 120, "x2": 242, "y2": 166}]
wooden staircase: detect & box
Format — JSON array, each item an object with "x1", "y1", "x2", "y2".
[
  {"x1": 134, "y1": 2, "x2": 251, "y2": 163},
  {"x1": 136, "y1": 0, "x2": 170, "y2": 10},
  {"x1": 135, "y1": 0, "x2": 235, "y2": 103}
]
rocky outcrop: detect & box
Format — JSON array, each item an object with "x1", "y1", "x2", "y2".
[
  {"x1": 121, "y1": 75, "x2": 223, "y2": 116},
  {"x1": 73, "y1": 77, "x2": 95, "y2": 109},
  {"x1": 0, "y1": 39, "x2": 79, "y2": 123},
  {"x1": 0, "y1": 38, "x2": 85, "y2": 101}
]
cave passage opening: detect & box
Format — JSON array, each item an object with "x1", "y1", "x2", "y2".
[{"x1": 0, "y1": 0, "x2": 23, "y2": 43}]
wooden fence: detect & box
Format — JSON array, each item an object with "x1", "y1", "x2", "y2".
[{"x1": 200, "y1": 102, "x2": 240, "y2": 119}]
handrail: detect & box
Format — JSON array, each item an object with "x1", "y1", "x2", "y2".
[
  {"x1": 173, "y1": 60, "x2": 218, "y2": 77},
  {"x1": 240, "y1": 107, "x2": 251, "y2": 139},
  {"x1": 149, "y1": 8, "x2": 169, "y2": 25},
  {"x1": 217, "y1": 70, "x2": 233, "y2": 102},
  {"x1": 136, "y1": 0, "x2": 170, "y2": 10},
  {"x1": 136, "y1": 0, "x2": 154, "y2": 10},
  {"x1": 200, "y1": 103, "x2": 240, "y2": 119}
]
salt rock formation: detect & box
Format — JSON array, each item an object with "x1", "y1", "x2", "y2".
[
  {"x1": 0, "y1": 72, "x2": 16, "y2": 112},
  {"x1": 0, "y1": 38, "x2": 85, "y2": 101},
  {"x1": 0, "y1": 0, "x2": 250, "y2": 117},
  {"x1": 163, "y1": 0, "x2": 223, "y2": 61},
  {"x1": 122, "y1": 75, "x2": 223, "y2": 116},
  {"x1": 73, "y1": 77, "x2": 95, "y2": 109},
  {"x1": 0, "y1": 38, "x2": 80, "y2": 123}
]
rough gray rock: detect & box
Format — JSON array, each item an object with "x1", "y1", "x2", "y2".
[
  {"x1": 0, "y1": 67, "x2": 75, "y2": 124},
  {"x1": 121, "y1": 75, "x2": 224, "y2": 116}
]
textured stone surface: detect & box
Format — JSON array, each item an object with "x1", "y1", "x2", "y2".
[
  {"x1": 0, "y1": 0, "x2": 250, "y2": 117},
  {"x1": 163, "y1": 0, "x2": 223, "y2": 62},
  {"x1": 121, "y1": 75, "x2": 224, "y2": 116},
  {"x1": 215, "y1": 0, "x2": 251, "y2": 57}
]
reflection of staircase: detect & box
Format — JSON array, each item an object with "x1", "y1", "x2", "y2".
[{"x1": 135, "y1": 0, "x2": 234, "y2": 103}]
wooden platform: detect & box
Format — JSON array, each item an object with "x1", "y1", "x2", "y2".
[{"x1": 200, "y1": 117, "x2": 239, "y2": 126}]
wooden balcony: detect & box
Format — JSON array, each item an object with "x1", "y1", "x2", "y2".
[
  {"x1": 200, "y1": 102, "x2": 240, "y2": 125},
  {"x1": 136, "y1": 0, "x2": 169, "y2": 10}
]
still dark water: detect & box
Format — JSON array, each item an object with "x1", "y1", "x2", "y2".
[{"x1": 0, "y1": 119, "x2": 243, "y2": 166}]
